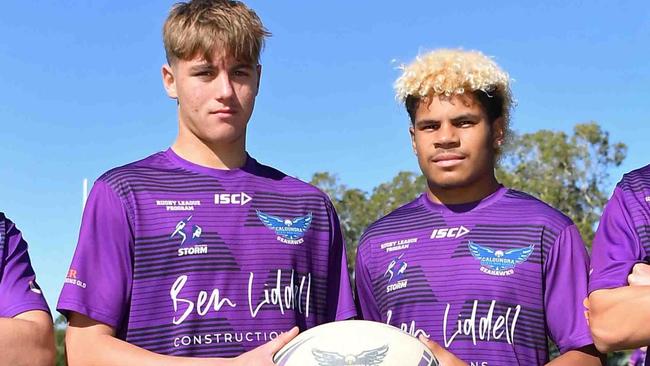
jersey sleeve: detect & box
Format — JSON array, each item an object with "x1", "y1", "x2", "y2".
[
  {"x1": 56, "y1": 180, "x2": 134, "y2": 329},
  {"x1": 589, "y1": 186, "x2": 644, "y2": 293},
  {"x1": 354, "y1": 237, "x2": 381, "y2": 321},
  {"x1": 0, "y1": 216, "x2": 50, "y2": 317},
  {"x1": 544, "y1": 224, "x2": 594, "y2": 353},
  {"x1": 324, "y1": 200, "x2": 356, "y2": 321}
]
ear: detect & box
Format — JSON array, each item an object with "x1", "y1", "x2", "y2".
[
  {"x1": 409, "y1": 125, "x2": 417, "y2": 156},
  {"x1": 491, "y1": 117, "x2": 505, "y2": 148},
  {"x1": 255, "y1": 64, "x2": 262, "y2": 96},
  {"x1": 162, "y1": 64, "x2": 178, "y2": 99}
]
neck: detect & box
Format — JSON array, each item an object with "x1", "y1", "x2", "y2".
[
  {"x1": 172, "y1": 127, "x2": 247, "y2": 170},
  {"x1": 426, "y1": 174, "x2": 501, "y2": 205}
]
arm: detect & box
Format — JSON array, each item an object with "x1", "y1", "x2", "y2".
[
  {"x1": 0, "y1": 216, "x2": 54, "y2": 366},
  {"x1": 354, "y1": 237, "x2": 381, "y2": 321},
  {"x1": 545, "y1": 346, "x2": 605, "y2": 365},
  {"x1": 544, "y1": 225, "x2": 604, "y2": 363},
  {"x1": 66, "y1": 312, "x2": 298, "y2": 366},
  {"x1": 0, "y1": 310, "x2": 55, "y2": 366},
  {"x1": 324, "y1": 201, "x2": 356, "y2": 321},
  {"x1": 589, "y1": 286, "x2": 650, "y2": 352},
  {"x1": 587, "y1": 187, "x2": 648, "y2": 352}
]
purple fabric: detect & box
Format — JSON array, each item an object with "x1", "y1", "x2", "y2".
[
  {"x1": 57, "y1": 149, "x2": 355, "y2": 357},
  {"x1": 0, "y1": 213, "x2": 49, "y2": 317},
  {"x1": 355, "y1": 187, "x2": 593, "y2": 365},
  {"x1": 588, "y1": 165, "x2": 650, "y2": 366},
  {"x1": 630, "y1": 348, "x2": 647, "y2": 366},
  {"x1": 589, "y1": 166, "x2": 650, "y2": 293}
]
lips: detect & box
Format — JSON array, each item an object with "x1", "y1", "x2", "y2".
[
  {"x1": 211, "y1": 108, "x2": 236, "y2": 115},
  {"x1": 431, "y1": 153, "x2": 466, "y2": 168}
]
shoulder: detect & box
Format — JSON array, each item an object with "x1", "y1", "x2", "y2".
[
  {"x1": 358, "y1": 197, "x2": 426, "y2": 250},
  {"x1": 251, "y1": 160, "x2": 333, "y2": 203},
  {"x1": 96, "y1": 152, "x2": 194, "y2": 196},
  {"x1": 500, "y1": 189, "x2": 574, "y2": 230},
  {"x1": 617, "y1": 164, "x2": 650, "y2": 193}
]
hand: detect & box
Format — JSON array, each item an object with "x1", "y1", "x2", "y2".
[
  {"x1": 231, "y1": 327, "x2": 299, "y2": 366},
  {"x1": 628, "y1": 263, "x2": 650, "y2": 286},
  {"x1": 418, "y1": 335, "x2": 468, "y2": 366}
]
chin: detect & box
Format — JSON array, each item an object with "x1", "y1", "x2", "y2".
[
  {"x1": 427, "y1": 172, "x2": 474, "y2": 190},
  {"x1": 199, "y1": 131, "x2": 245, "y2": 145}
]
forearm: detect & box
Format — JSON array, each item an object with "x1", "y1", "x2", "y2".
[
  {"x1": 589, "y1": 286, "x2": 650, "y2": 352},
  {"x1": 545, "y1": 346, "x2": 604, "y2": 366},
  {"x1": 66, "y1": 329, "x2": 233, "y2": 366},
  {"x1": 0, "y1": 316, "x2": 55, "y2": 366}
]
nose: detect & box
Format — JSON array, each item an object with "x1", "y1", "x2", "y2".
[
  {"x1": 434, "y1": 122, "x2": 460, "y2": 149},
  {"x1": 213, "y1": 72, "x2": 234, "y2": 100}
]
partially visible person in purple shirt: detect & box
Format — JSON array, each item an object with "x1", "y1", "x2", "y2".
[
  {"x1": 589, "y1": 165, "x2": 650, "y2": 363},
  {"x1": 0, "y1": 212, "x2": 54, "y2": 365}
]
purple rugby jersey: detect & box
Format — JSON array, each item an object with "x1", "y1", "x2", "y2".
[
  {"x1": 355, "y1": 187, "x2": 593, "y2": 366},
  {"x1": 57, "y1": 149, "x2": 356, "y2": 357},
  {"x1": 0, "y1": 213, "x2": 49, "y2": 317},
  {"x1": 589, "y1": 165, "x2": 650, "y2": 365}
]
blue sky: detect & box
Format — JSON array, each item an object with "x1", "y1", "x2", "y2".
[{"x1": 1, "y1": 1, "x2": 648, "y2": 311}]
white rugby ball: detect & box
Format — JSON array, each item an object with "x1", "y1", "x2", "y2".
[{"x1": 273, "y1": 320, "x2": 439, "y2": 366}]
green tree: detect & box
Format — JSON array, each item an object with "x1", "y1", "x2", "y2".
[
  {"x1": 496, "y1": 122, "x2": 626, "y2": 247},
  {"x1": 54, "y1": 314, "x2": 67, "y2": 366},
  {"x1": 311, "y1": 172, "x2": 425, "y2": 274}
]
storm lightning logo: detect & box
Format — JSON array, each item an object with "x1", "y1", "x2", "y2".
[
  {"x1": 312, "y1": 345, "x2": 389, "y2": 366},
  {"x1": 172, "y1": 216, "x2": 206, "y2": 256},
  {"x1": 384, "y1": 254, "x2": 408, "y2": 293},
  {"x1": 468, "y1": 242, "x2": 534, "y2": 276},
  {"x1": 256, "y1": 210, "x2": 312, "y2": 244}
]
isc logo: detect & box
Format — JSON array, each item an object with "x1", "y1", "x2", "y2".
[
  {"x1": 214, "y1": 192, "x2": 252, "y2": 205},
  {"x1": 430, "y1": 226, "x2": 470, "y2": 239}
]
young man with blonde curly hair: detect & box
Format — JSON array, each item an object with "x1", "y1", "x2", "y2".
[
  {"x1": 57, "y1": 1, "x2": 356, "y2": 365},
  {"x1": 355, "y1": 49, "x2": 603, "y2": 365}
]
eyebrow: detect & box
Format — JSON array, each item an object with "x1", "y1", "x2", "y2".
[
  {"x1": 450, "y1": 114, "x2": 481, "y2": 122},
  {"x1": 415, "y1": 113, "x2": 481, "y2": 127},
  {"x1": 189, "y1": 63, "x2": 215, "y2": 73},
  {"x1": 415, "y1": 119, "x2": 439, "y2": 127},
  {"x1": 231, "y1": 63, "x2": 256, "y2": 70}
]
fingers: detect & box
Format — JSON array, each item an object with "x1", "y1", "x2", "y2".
[
  {"x1": 263, "y1": 327, "x2": 299, "y2": 354},
  {"x1": 628, "y1": 263, "x2": 650, "y2": 286},
  {"x1": 418, "y1": 335, "x2": 468, "y2": 366},
  {"x1": 419, "y1": 334, "x2": 443, "y2": 353}
]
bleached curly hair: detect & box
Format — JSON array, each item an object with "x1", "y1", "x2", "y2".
[{"x1": 395, "y1": 49, "x2": 513, "y2": 132}]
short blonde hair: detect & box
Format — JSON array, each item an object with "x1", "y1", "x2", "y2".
[
  {"x1": 163, "y1": 0, "x2": 270, "y2": 65},
  {"x1": 395, "y1": 49, "x2": 513, "y2": 128}
]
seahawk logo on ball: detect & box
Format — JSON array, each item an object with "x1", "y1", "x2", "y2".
[
  {"x1": 468, "y1": 242, "x2": 534, "y2": 276},
  {"x1": 257, "y1": 210, "x2": 313, "y2": 244},
  {"x1": 312, "y1": 345, "x2": 389, "y2": 366}
]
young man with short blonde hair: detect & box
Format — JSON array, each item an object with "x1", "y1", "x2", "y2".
[{"x1": 58, "y1": 1, "x2": 355, "y2": 365}]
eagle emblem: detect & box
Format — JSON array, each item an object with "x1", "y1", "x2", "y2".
[
  {"x1": 312, "y1": 345, "x2": 389, "y2": 366},
  {"x1": 256, "y1": 210, "x2": 313, "y2": 244},
  {"x1": 468, "y1": 242, "x2": 534, "y2": 275}
]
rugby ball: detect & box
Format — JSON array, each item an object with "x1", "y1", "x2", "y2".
[{"x1": 273, "y1": 320, "x2": 439, "y2": 366}]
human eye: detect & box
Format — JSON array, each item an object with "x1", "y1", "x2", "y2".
[
  {"x1": 193, "y1": 69, "x2": 215, "y2": 78},
  {"x1": 420, "y1": 122, "x2": 438, "y2": 131},
  {"x1": 232, "y1": 68, "x2": 251, "y2": 78},
  {"x1": 456, "y1": 119, "x2": 477, "y2": 128}
]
